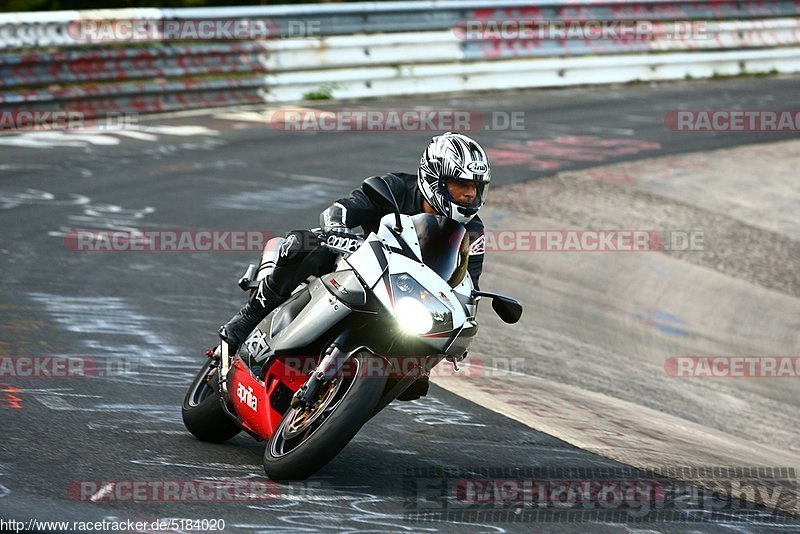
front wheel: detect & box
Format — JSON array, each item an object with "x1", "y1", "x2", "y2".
[
  {"x1": 263, "y1": 351, "x2": 386, "y2": 480},
  {"x1": 182, "y1": 358, "x2": 241, "y2": 443}
]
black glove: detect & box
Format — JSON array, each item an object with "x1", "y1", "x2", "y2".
[
  {"x1": 322, "y1": 222, "x2": 356, "y2": 239},
  {"x1": 322, "y1": 224, "x2": 361, "y2": 253}
]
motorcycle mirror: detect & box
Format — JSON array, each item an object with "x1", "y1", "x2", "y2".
[
  {"x1": 473, "y1": 290, "x2": 523, "y2": 324},
  {"x1": 491, "y1": 296, "x2": 523, "y2": 324},
  {"x1": 363, "y1": 176, "x2": 403, "y2": 231}
]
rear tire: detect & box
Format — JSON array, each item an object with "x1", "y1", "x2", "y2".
[
  {"x1": 182, "y1": 359, "x2": 241, "y2": 443},
  {"x1": 263, "y1": 351, "x2": 386, "y2": 480}
]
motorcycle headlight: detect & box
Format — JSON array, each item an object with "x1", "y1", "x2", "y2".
[
  {"x1": 395, "y1": 297, "x2": 433, "y2": 335},
  {"x1": 390, "y1": 274, "x2": 453, "y2": 335}
]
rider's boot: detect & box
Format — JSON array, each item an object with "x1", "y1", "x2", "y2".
[{"x1": 218, "y1": 277, "x2": 285, "y2": 355}]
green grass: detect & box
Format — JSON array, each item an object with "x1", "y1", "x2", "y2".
[{"x1": 302, "y1": 83, "x2": 339, "y2": 101}]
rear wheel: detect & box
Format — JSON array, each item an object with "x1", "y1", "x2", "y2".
[
  {"x1": 263, "y1": 351, "x2": 386, "y2": 480},
  {"x1": 182, "y1": 359, "x2": 241, "y2": 443}
]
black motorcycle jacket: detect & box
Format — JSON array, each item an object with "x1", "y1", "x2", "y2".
[{"x1": 320, "y1": 172, "x2": 485, "y2": 289}]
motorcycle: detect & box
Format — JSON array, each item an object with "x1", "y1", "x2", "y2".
[{"x1": 182, "y1": 176, "x2": 522, "y2": 480}]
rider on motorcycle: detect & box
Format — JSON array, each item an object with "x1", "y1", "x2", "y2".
[{"x1": 218, "y1": 132, "x2": 491, "y2": 398}]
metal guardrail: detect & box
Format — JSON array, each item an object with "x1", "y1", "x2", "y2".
[
  {"x1": 263, "y1": 47, "x2": 800, "y2": 102},
  {"x1": 0, "y1": 42, "x2": 267, "y2": 88},
  {"x1": 1, "y1": 1, "x2": 799, "y2": 126},
  {"x1": 2, "y1": 1, "x2": 799, "y2": 49},
  {"x1": 466, "y1": 18, "x2": 800, "y2": 59},
  {"x1": 260, "y1": 19, "x2": 800, "y2": 71},
  {"x1": 2, "y1": 77, "x2": 265, "y2": 119}
]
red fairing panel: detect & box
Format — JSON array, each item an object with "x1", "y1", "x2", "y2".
[{"x1": 228, "y1": 359, "x2": 304, "y2": 440}]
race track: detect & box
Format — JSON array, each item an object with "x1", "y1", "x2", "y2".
[{"x1": 1, "y1": 76, "x2": 799, "y2": 533}]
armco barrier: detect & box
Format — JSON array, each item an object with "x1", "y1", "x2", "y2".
[
  {"x1": 1, "y1": 1, "x2": 800, "y2": 127},
  {"x1": 262, "y1": 47, "x2": 800, "y2": 102},
  {"x1": 2, "y1": 77, "x2": 266, "y2": 118},
  {"x1": 260, "y1": 19, "x2": 800, "y2": 71},
  {"x1": 3, "y1": 1, "x2": 799, "y2": 49},
  {"x1": 0, "y1": 42, "x2": 267, "y2": 89}
]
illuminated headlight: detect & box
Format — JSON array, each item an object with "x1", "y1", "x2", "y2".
[
  {"x1": 395, "y1": 297, "x2": 433, "y2": 335},
  {"x1": 390, "y1": 274, "x2": 453, "y2": 335}
]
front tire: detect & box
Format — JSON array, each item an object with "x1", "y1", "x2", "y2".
[
  {"x1": 182, "y1": 359, "x2": 241, "y2": 443},
  {"x1": 263, "y1": 351, "x2": 386, "y2": 480}
]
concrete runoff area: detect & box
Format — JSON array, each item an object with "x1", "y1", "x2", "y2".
[{"x1": 434, "y1": 139, "x2": 800, "y2": 514}]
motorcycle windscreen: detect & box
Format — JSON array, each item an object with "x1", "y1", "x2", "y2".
[{"x1": 410, "y1": 214, "x2": 466, "y2": 281}]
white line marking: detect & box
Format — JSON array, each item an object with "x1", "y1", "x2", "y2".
[{"x1": 90, "y1": 482, "x2": 115, "y2": 502}]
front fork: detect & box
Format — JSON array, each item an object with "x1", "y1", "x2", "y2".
[{"x1": 290, "y1": 329, "x2": 357, "y2": 409}]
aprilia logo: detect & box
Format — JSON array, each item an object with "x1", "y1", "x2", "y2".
[{"x1": 236, "y1": 383, "x2": 258, "y2": 412}]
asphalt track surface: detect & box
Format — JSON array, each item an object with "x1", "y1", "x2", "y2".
[{"x1": 1, "y1": 76, "x2": 799, "y2": 533}]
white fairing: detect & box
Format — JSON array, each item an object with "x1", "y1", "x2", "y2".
[
  {"x1": 385, "y1": 253, "x2": 467, "y2": 328},
  {"x1": 377, "y1": 214, "x2": 420, "y2": 254},
  {"x1": 244, "y1": 213, "x2": 479, "y2": 360},
  {"x1": 351, "y1": 214, "x2": 472, "y2": 352},
  {"x1": 344, "y1": 234, "x2": 385, "y2": 288}
]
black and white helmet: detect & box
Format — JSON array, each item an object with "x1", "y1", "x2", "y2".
[{"x1": 417, "y1": 132, "x2": 491, "y2": 224}]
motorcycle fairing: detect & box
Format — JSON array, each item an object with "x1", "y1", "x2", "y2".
[
  {"x1": 234, "y1": 212, "x2": 479, "y2": 439},
  {"x1": 228, "y1": 357, "x2": 304, "y2": 439},
  {"x1": 271, "y1": 278, "x2": 352, "y2": 353}
]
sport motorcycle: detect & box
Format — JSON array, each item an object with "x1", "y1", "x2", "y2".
[{"x1": 182, "y1": 177, "x2": 522, "y2": 479}]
